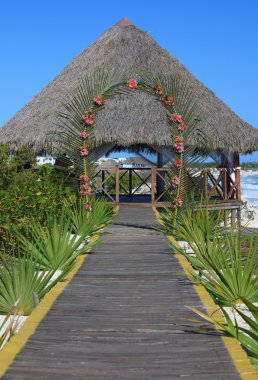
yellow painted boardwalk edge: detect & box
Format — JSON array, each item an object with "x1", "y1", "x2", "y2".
[
  {"x1": 0, "y1": 236, "x2": 98, "y2": 378},
  {"x1": 153, "y1": 207, "x2": 257, "y2": 380}
]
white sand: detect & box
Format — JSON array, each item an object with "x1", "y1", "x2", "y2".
[
  {"x1": 38, "y1": 269, "x2": 63, "y2": 285},
  {"x1": 241, "y1": 198, "x2": 258, "y2": 229},
  {"x1": 224, "y1": 303, "x2": 257, "y2": 330},
  {"x1": 69, "y1": 233, "x2": 90, "y2": 250},
  {"x1": 0, "y1": 315, "x2": 28, "y2": 350}
]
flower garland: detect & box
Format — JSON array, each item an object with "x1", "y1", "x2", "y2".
[
  {"x1": 126, "y1": 80, "x2": 188, "y2": 211},
  {"x1": 154, "y1": 85, "x2": 188, "y2": 210},
  {"x1": 79, "y1": 95, "x2": 105, "y2": 212}
]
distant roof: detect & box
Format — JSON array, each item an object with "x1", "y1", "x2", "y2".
[{"x1": 0, "y1": 19, "x2": 257, "y2": 153}]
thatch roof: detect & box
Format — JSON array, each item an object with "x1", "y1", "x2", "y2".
[{"x1": 1, "y1": 18, "x2": 257, "y2": 153}]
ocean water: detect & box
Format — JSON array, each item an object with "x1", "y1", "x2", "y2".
[{"x1": 241, "y1": 172, "x2": 258, "y2": 208}]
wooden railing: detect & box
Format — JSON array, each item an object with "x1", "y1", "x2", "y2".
[
  {"x1": 93, "y1": 167, "x2": 241, "y2": 204},
  {"x1": 200, "y1": 168, "x2": 241, "y2": 201}
]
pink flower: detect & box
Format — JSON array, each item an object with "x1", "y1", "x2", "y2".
[
  {"x1": 174, "y1": 158, "x2": 183, "y2": 169},
  {"x1": 127, "y1": 79, "x2": 138, "y2": 90},
  {"x1": 170, "y1": 113, "x2": 182, "y2": 123},
  {"x1": 175, "y1": 135, "x2": 183, "y2": 144},
  {"x1": 178, "y1": 122, "x2": 187, "y2": 132},
  {"x1": 80, "y1": 146, "x2": 89, "y2": 157},
  {"x1": 173, "y1": 143, "x2": 184, "y2": 153},
  {"x1": 171, "y1": 176, "x2": 179, "y2": 189},
  {"x1": 80, "y1": 185, "x2": 92, "y2": 196},
  {"x1": 162, "y1": 96, "x2": 174, "y2": 106},
  {"x1": 80, "y1": 111, "x2": 96, "y2": 125},
  {"x1": 155, "y1": 85, "x2": 163, "y2": 95},
  {"x1": 80, "y1": 131, "x2": 89, "y2": 139},
  {"x1": 175, "y1": 196, "x2": 183, "y2": 207},
  {"x1": 84, "y1": 202, "x2": 92, "y2": 212},
  {"x1": 79, "y1": 174, "x2": 89, "y2": 182},
  {"x1": 84, "y1": 117, "x2": 94, "y2": 125},
  {"x1": 93, "y1": 95, "x2": 104, "y2": 106}
]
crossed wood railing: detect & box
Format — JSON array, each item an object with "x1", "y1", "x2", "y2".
[{"x1": 93, "y1": 167, "x2": 241, "y2": 205}]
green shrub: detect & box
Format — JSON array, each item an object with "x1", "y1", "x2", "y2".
[
  {"x1": 0, "y1": 166, "x2": 73, "y2": 254},
  {"x1": 0, "y1": 144, "x2": 36, "y2": 191}
]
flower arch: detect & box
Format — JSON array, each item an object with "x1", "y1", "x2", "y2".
[{"x1": 76, "y1": 77, "x2": 200, "y2": 214}]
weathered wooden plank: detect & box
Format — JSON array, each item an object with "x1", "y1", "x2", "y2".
[{"x1": 3, "y1": 207, "x2": 241, "y2": 379}]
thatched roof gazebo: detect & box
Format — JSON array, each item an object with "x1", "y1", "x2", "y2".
[
  {"x1": 1, "y1": 17, "x2": 257, "y2": 156},
  {"x1": 0, "y1": 18, "x2": 257, "y2": 213}
]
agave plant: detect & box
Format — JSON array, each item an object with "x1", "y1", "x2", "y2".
[
  {"x1": 64, "y1": 196, "x2": 115, "y2": 237},
  {"x1": 192, "y1": 298, "x2": 258, "y2": 370},
  {"x1": 15, "y1": 210, "x2": 89, "y2": 272},
  {"x1": 189, "y1": 234, "x2": 258, "y2": 305},
  {"x1": 0, "y1": 254, "x2": 59, "y2": 315},
  {"x1": 168, "y1": 200, "x2": 258, "y2": 305},
  {"x1": 161, "y1": 196, "x2": 223, "y2": 243}
]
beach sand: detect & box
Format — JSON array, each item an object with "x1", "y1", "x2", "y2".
[{"x1": 241, "y1": 197, "x2": 258, "y2": 231}]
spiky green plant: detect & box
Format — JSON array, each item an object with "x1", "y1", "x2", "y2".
[
  {"x1": 189, "y1": 234, "x2": 258, "y2": 305},
  {"x1": 192, "y1": 298, "x2": 258, "y2": 370},
  {"x1": 0, "y1": 254, "x2": 59, "y2": 315},
  {"x1": 14, "y1": 211, "x2": 89, "y2": 272},
  {"x1": 160, "y1": 196, "x2": 223, "y2": 241},
  {"x1": 65, "y1": 196, "x2": 115, "y2": 236},
  {"x1": 167, "y1": 201, "x2": 258, "y2": 305}
]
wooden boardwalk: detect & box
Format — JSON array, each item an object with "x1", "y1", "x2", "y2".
[{"x1": 3, "y1": 207, "x2": 240, "y2": 379}]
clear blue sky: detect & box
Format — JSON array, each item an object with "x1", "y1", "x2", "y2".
[{"x1": 0, "y1": 0, "x2": 258, "y2": 162}]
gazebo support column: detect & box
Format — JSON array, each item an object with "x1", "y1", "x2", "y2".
[
  {"x1": 233, "y1": 152, "x2": 241, "y2": 228},
  {"x1": 156, "y1": 152, "x2": 166, "y2": 199},
  {"x1": 219, "y1": 151, "x2": 241, "y2": 227}
]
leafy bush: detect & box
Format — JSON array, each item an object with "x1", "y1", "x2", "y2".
[
  {"x1": 0, "y1": 165, "x2": 73, "y2": 254},
  {"x1": 0, "y1": 144, "x2": 36, "y2": 190}
]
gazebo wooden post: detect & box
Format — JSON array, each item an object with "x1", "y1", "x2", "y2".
[
  {"x1": 234, "y1": 152, "x2": 241, "y2": 201},
  {"x1": 156, "y1": 152, "x2": 165, "y2": 199},
  {"x1": 234, "y1": 152, "x2": 241, "y2": 227},
  {"x1": 129, "y1": 169, "x2": 132, "y2": 196},
  {"x1": 115, "y1": 167, "x2": 120, "y2": 204},
  {"x1": 203, "y1": 169, "x2": 208, "y2": 200},
  {"x1": 101, "y1": 170, "x2": 105, "y2": 195},
  {"x1": 151, "y1": 167, "x2": 155, "y2": 206}
]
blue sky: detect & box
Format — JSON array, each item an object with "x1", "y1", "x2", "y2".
[{"x1": 0, "y1": 0, "x2": 258, "y2": 162}]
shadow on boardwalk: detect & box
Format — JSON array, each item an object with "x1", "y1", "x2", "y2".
[{"x1": 3, "y1": 207, "x2": 240, "y2": 379}]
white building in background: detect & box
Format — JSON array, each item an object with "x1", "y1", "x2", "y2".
[{"x1": 36, "y1": 154, "x2": 56, "y2": 165}]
